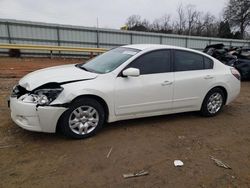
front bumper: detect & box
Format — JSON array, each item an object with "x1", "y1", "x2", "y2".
[{"x1": 9, "y1": 97, "x2": 67, "y2": 133}]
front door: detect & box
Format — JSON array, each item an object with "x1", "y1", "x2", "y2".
[{"x1": 114, "y1": 49, "x2": 174, "y2": 116}]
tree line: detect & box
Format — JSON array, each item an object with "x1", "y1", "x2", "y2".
[{"x1": 122, "y1": 0, "x2": 250, "y2": 39}]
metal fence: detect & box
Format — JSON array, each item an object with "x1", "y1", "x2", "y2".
[{"x1": 0, "y1": 18, "x2": 250, "y2": 56}]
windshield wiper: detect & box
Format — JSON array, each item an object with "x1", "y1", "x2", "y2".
[
  {"x1": 76, "y1": 64, "x2": 89, "y2": 71},
  {"x1": 80, "y1": 66, "x2": 89, "y2": 71},
  {"x1": 75, "y1": 64, "x2": 97, "y2": 73}
]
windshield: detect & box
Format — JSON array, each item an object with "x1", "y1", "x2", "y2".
[{"x1": 79, "y1": 47, "x2": 140, "y2": 74}]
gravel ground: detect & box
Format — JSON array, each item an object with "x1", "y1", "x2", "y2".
[{"x1": 0, "y1": 57, "x2": 250, "y2": 188}]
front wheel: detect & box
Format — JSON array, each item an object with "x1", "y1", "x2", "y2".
[
  {"x1": 200, "y1": 88, "x2": 225, "y2": 117},
  {"x1": 60, "y1": 97, "x2": 105, "y2": 139}
]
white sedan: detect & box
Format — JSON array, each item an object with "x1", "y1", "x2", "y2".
[{"x1": 9, "y1": 44, "x2": 241, "y2": 139}]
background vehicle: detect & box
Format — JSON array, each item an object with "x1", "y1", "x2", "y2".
[
  {"x1": 9, "y1": 44, "x2": 241, "y2": 139},
  {"x1": 204, "y1": 44, "x2": 250, "y2": 80}
]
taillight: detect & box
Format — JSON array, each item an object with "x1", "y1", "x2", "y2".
[{"x1": 230, "y1": 68, "x2": 241, "y2": 80}]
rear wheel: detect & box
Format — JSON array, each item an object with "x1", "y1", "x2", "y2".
[
  {"x1": 60, "y1": 97, "x2": 105, "y2": 139},
  {"x1": 200, "y1": 88, "x2": 225, "y2": 117}
]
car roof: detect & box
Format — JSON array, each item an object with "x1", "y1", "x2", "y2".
[
  {"x1": 122, "y1": 44, "x2": 215, "y2": 60},
  {"x1": 123, "y1": 44, "x2": 194, "y2": 52}
]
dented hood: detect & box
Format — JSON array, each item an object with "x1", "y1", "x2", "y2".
[{"x1": 19, "y1": 64, "x2": 98, "y2": 91}]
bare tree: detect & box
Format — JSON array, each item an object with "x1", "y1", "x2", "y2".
[
  {"x1": 186, "y1": 4, "x2": 200, "y2": 35},
  {"x1": 141, "y1": 19, "x2": 150, "y2": 30},
  {"x1": 224, "y1": 0, "x2": 250, "y2": 38},
  {"x1": 203, "y1": 12, "x2": 218, "y2": 37},
  {"x1": 152, "y1": 18, "x2": 162, "y2": 32},
  {"x1": 176, "y1": 3, "x2": 186, "y2": 34},
  {"x1": 194, "y1": 13, "x2": 205, "y2": 36},
  {"x1": 125, "y1": 15, "x2": 150, "y2": 32},
  {"x1": 161, "y1": 14, "x2": 172, "y2": 32},
  {"x1": 123, "y1": 1, "x2": 249, "y2": 38},
  {"x1": 152, "y1": 14, "x2": 172, "y2": 33},
  {"x1": 125, "y1": 15, "x2": 142, "y2": 29}
]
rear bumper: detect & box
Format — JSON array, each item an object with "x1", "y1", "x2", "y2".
[
  {"x1": 226, "y1": 78, "x2": 241, "y2": 105},
  {"x1": 10, "y1": 97, "x2": 67, "y2": 133}
]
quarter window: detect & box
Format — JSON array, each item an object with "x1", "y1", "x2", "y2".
[
  {"x1": 174, "y1": 50, "x2": 204, "y2": 71},
  {"x1": 204, "y1": 57, "x2": 214, "y2": 69},
  {"x1": 128, "y1": 50, "x2": 171, "y2": 74}
]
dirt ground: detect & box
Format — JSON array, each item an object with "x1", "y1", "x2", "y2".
[{"x1": 0, "y1": 57, "x2": 250, "y2": 188}]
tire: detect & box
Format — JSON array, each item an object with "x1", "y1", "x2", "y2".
[
  {"x1": 59, "y1": 97, "x2": 105, "y2": 139},
  {"x1": 200, "y1": 88, "x2": 225, "y2": 117}
]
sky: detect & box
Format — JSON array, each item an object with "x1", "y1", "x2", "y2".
[{"x1": 0, "y1": 0, "x2": 228, "y2": 29}]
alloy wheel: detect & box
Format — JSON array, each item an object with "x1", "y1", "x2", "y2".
[
  {"x1": 207, "y1": 92, "x2": 223, "y2": 114},
  {"x1": 68, "y1": 106, "x2": 99, "y2": 135}
]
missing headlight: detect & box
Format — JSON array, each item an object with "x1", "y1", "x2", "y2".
[
  {"x1": 12, "y1": 83, "x2": 64, "y2": 106},
  {"x1": 33, "y1": 88, "x2": 64, "y2": 105}
]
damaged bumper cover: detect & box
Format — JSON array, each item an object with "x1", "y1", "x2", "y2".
[
  {"x1": 9, "y1": 83, "x2": 67, "y2": 133},
  {"x1": 10, "y1": 97, "x2": 67, "y2": 133}
]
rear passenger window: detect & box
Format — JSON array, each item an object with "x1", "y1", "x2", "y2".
[
  {"x1": 204, "y1": 57, "x2": 214, "y2": 69},
  {"x1": 129, "y1": 50, "x2": 171, "y2": 74},
  {"x1": 174, "y1": 50, "x2": 204, "y2": 71}
]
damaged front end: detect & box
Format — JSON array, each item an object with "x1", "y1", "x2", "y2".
[
  {"x1": 12, "y1": 83, "x2": 64, "y2": 107},
  {"x1": 9, "y1": 83, "x2": 67, "y2": 133},
  {"x1": 9, "y1": 63, "x2": 99, "y2": 133}
]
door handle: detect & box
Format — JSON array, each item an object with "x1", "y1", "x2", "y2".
[
  {"x1": 204, "y1": 75, "x2": 214, "y2": 79},
  {"x1": 161, "y1": 81, "x2": 173, "y2": 86}
]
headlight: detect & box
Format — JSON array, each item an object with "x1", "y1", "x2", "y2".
[
  {"x1": 21, "y1": 88, "x2": 63, "y2": 105},
  {"x1": 33, "y1": 88, "x2": 64, "y2": 105}
]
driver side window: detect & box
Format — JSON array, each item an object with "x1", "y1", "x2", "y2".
[{"x1": 128, "y1": 50, "x2": 171, "y2": 75}]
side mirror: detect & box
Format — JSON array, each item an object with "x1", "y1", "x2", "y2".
[{"x1": 122, "y1": 68, "x2": 140, "y2": 77}]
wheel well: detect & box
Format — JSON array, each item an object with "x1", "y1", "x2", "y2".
[
  {"x1": 71, "y1": 94, "x2": 109, "y2": 122},
  {"x1": 56, "y1": 94, "x2": 109, "y2": 133},
  {"x1": 209, "y1": 86, "x2": 228, "y2": 105}
]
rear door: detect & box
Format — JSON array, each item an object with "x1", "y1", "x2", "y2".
[
  {"x1": 114, "y1": 49, "x2": 174, "y2": 116},
  {"x1": 173, "y1": 50, "x2": 215, "y2": 110}
]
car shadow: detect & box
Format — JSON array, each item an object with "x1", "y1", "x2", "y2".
[
  {"x1": 11, "y1": 108, "x2": 231, "y2": 141},
  {"x1": 102, "y1": 111, "x2": 199, "y2": 132}
]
